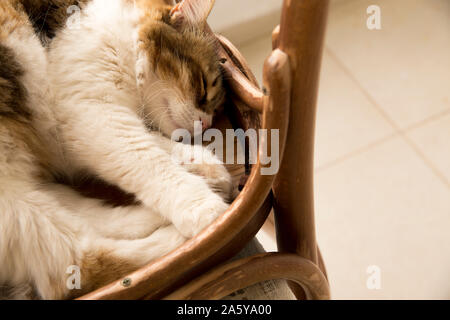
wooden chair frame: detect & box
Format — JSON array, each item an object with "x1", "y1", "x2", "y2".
[{"x1": 79, "y1": 0, "x2": 331, "y2": 300}]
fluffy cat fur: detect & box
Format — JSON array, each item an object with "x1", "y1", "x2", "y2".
[
  {"x1": 0, "y1": 0, "x2": 231, "y2": 299},
  {"x1": 9, "y1": 0, "x2": 92, "y2": 45}
]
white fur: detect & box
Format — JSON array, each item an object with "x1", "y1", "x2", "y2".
[
  {"x1": 48, "y1": 0, "x2": 229, "y2": 236},
  {"x1": 0, "y1": 0, "x2": 230, "y2": 299}
]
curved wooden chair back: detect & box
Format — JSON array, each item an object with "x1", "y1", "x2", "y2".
[{"x1": 79, "y1": 0, "x2": 331, "y2": 300}]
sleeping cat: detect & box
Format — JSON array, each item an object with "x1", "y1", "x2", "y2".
[{"x1": 0, "y1": 0, "x2": 231, "y2": 299}]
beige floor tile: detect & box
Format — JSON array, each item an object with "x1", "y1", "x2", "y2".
[
  {"x1": 256, "y1": 228, "x2": 277, "y2": 253},
  {"x1": 234, "y1": 0, "x2": 450, "y2": 300},
  {"x1": 315, "y1": 137, "x2": 450, "y2": 299},
  {"x1": 407, "y1": 113, "x2": 450, "y2": 184},
  {"x1": 315, "y1": 50, "x2": 395, "y2": 168},
  {"x1": 237, "y1": 35, "x2": 272, "y2": 86},
  {"x1": 209, "y1": 0, "x2": 281, "y2": 47},
  {"x1": 326, "y1": 0, "x2": 450, "y2": 128},
  {"x1": 238, "y1": 36, "x2": 396, "y2": 169}
]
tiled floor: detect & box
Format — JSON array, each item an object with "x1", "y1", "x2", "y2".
[{"x1": 235, "y1": 0, "x2": 450, "y2": 299}]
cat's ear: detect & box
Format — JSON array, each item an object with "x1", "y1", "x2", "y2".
[{"x1": 170, "y1": 0, "x2": 215, "y2": 29}]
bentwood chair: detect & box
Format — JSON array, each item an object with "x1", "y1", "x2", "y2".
[{"x1": 78, "y1": 0, "x2": 331, "y2": 300}]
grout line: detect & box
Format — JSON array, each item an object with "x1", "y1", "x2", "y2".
[
  {"x1": 401, "y1": 108, "x2": 450, "y2": 133},
  {"x1": 402, "y1": 134, "x2": 450, "y2": 188},
  {"x1": 325, "y1": 48, "x2": 402, "y2": 130},
  {"x1": 324, "y1": 47, "x2": 450, "y2": 189},
  {"x1": 315, "y1": 132, "x2": 398, "y2": 173}
]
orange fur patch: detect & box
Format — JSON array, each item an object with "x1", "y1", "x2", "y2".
[
  {"x1": 0, "y1": 1, "x2": 29, "y2": 41},
  {"x1": 67, "y1": 250, "x2": 140, "y2": 299}
]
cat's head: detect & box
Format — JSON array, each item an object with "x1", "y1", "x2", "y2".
[{"x1": 138, "y1": 0, "x2": 225, "y2": 137}]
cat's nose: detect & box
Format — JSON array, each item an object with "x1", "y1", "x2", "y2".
[{"x1": 200, "y1": 117, "x2": 211, "y2": 131}]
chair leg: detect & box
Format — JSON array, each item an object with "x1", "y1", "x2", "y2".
[{"x1": 273, "y1": 0, "x2": 331, "y2": 300}]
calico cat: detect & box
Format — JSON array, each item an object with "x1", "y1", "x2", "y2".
[{"x1": 0, "y1": 0, "x2": 231, "y2": 299}]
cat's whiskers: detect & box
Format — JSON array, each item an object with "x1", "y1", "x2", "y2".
[
  {"x1": 177, "y1": 103, "x2": 197, "y2": 126},
  {"x1": 141, "y1": 106, "x2": 169, "y2": 123}
]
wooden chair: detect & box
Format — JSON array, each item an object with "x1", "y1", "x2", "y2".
[{"x1": 79, "y1": 0, "x2": 331, "y2": 300}]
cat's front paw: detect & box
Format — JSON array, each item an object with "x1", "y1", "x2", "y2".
[
  {"x1": 185, "y1": 162, "x2": 233, "y2": 202},
  {"x1": 173, "y1": 195, "x2": 229, "y2": 238},
  {"x1": 174, "y1": 145, "x2": 234, "y2": 201}
]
